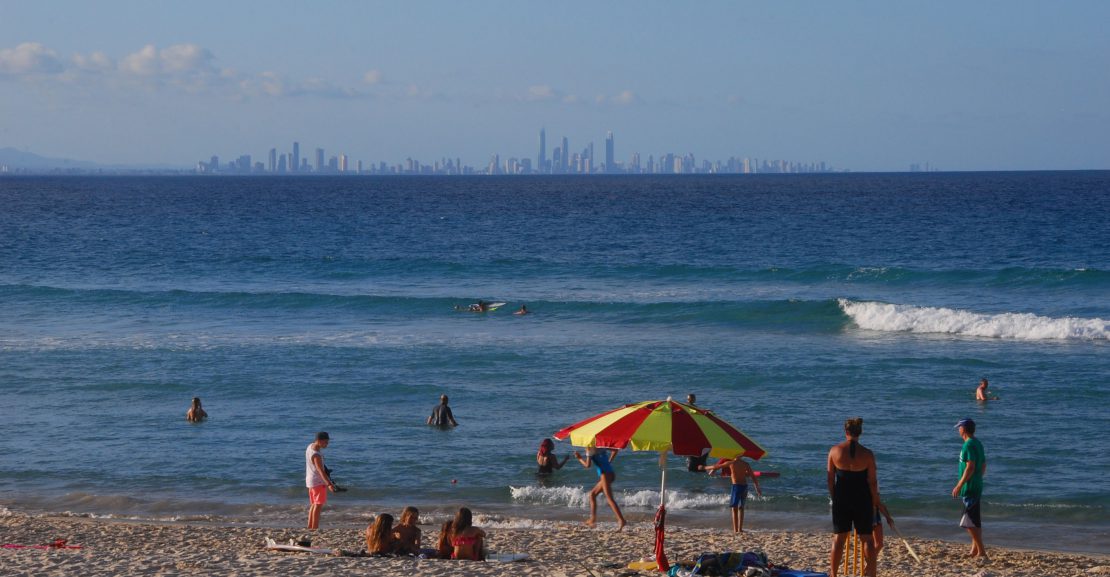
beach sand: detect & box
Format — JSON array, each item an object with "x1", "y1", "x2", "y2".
[{"x1": 2, "y1": 512, "x2": 1107, "y2": 577}]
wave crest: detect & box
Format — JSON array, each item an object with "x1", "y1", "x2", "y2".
[{"x1": 839, "y1": 299, "x2": 1108, "y2": 341}]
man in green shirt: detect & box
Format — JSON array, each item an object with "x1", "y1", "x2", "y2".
[{"x1": 951, "y1": 418, "x2": 987, "y2": 559}]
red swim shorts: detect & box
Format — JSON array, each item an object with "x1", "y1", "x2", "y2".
[{"x1": 308, "y1": 484, "x2": 328, "y2": 505}]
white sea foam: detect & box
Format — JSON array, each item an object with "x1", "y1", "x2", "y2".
[
  {"x1": 839, "y1": 299, "x2": 1108, "y2": 341},
  {"x1": 510, "y1": 485, "x2": 743, "y2": 511}
]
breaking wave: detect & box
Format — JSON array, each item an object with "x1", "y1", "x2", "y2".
[{"x1": 839, "y1": 299, "x2": 1108, "y2": 341}]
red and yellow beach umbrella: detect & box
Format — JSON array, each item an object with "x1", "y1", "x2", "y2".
[
  {"x1": 554, "y1": 398, "x2": 767, "y2": 572},
  {"x1": 553, "y1": 398, "x2": 767, "y2": 460}
]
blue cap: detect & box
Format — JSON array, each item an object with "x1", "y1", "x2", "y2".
[{"x1": 955, "y1": 418, "x2": 975, "y2": 429}]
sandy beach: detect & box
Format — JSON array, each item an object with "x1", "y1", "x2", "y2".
[{"x1": 2, "y1": 512, "x2": 1106, "y2": 577}]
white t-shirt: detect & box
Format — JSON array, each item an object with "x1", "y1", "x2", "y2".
[{"x1": 306, "y1": 443, "x2": 326, "y2": 488}]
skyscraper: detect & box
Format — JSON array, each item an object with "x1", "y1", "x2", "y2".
[
  {"x1": 538, "y1": 128, "x2": 546, "y2": 174},
  {"x1": 268, "y1": 148, "x2": 277, "y2": 173},
  {"x1": 315, "y1": 148, "x2": 325, "y2": 172},
  {"x1": 292, "y1": 141, "x2": 300, "y2": 173},
  {"x1": 605, "y1": 131, "x2": 614, "y2": 173},
  {"x1": 561, "y1": 136, "x2": 569, "y2": 173}
]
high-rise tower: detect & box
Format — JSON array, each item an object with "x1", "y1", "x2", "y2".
[
  {"x1": 561, "y1": 136, "x2": 569, "y2": 173},
  {"x1": 292, "y1": 142, "x2": 300, "y2": 173},
  {"x1": 538, "y1": 128, "x2": 547, "y2": 174},
  {"x1": 605, "y1": 131, "x2": 614, "y2": 173}
]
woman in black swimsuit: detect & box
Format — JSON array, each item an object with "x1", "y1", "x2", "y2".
[
  {"x1": 536, "y1": 438, "x2": 569, "y2": 476},
  {"x1": 826, "y1": 417, "x2": 881, "y2": 577}
]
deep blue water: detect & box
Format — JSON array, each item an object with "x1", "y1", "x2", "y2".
[{"x1": 0, "y1": 173, "x2": 1107, "y2": 551}]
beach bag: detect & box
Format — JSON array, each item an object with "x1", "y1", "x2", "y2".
[
  {"x1": 691, "y1": 552, "x2": 744, "y2": 576},
  {"x1": 740, "y1": 550, "x2": 768, "y2": 568}
]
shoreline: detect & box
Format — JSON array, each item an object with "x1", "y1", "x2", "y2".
[{"x1": 3, "y1": 512, "x2": 1107, "y2": 577}]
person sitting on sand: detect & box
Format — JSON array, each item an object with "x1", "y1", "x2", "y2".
[
  {"x1": 705, "y1": 455, "x2": 762, "y2": 533},
  {"x1": 573, "y1": 447, "x2": 627, "y2": 531},
  {"x1": 392, "y1": 506, "x2": 422, "y2": 556},
  {"x1": 514, "y1": 304, "x2": 529, "y2": 315},
  {"x1": 450, "y1": 507, "x2": 486, "y2": 561},
  {"x1": 536, "y1": 438, "x2": 569, "y2": 476},
  {"x1": 435, "y1": 520, "x2": 455, "y2": 559},
  {"x1": 366, "y1": 513, "x2": 397, "y2": 556},
  {"x1": 186, "y1": 397, "x2": 207, "y2": 422},
  {"x1": 975, "y1": 378, "x2": 998, "y2": 401}
]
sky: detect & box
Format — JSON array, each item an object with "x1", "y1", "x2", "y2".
[{"x1": 1, "y1": 0, "x2": 1108, "y2": 171}]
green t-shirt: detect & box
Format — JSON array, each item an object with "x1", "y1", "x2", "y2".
[{"x1": 958, "y1": 437, "x2": 986, "y2": 497}]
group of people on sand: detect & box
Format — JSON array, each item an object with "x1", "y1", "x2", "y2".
[
  {"x1": 366, "y1": 506, "x2": 486, "y2": 560},
  {"x1": 306, "y1": 430, "x2": 488, "y2": 560},
  {"x1": 192, "y1": 378, "x2": 991, "y2": 572},
  {"x1": 826, "y1": 415, "x2": 988, "y2": 577}
]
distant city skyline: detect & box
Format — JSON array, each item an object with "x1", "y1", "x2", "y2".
[
  {"x1": 2, "y1": 1, "x2": 1108, "y2": 171},
  {"x1": 193, "y1": 128, "x2": 845, "y2": 175}
]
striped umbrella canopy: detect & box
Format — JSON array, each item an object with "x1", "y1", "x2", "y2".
[{"x1": 553, "y1": 398, "x2": 767, "y2": 460}]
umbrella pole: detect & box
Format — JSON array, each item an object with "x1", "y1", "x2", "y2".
[{"x1": 654, "y1": 451, "x2": 670, "y2": 572}]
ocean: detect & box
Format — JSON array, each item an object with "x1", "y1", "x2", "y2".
[{"x1": 1, "y1": 172, "x2": 1106, "y2": 552}]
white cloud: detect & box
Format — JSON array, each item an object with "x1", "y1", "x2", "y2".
[
  {"x1": 71, "y1": 51, "x2": 114, "y2": 72},
  {"x1": 0, "y1": 42, "x2": 64, "y2": 75},
  {"x1": 3, "y1": 41, "x2": 372, "y2": 100},
  {"x1": 611, "y1": 90, "x2": 637, "y2": 106},
  {"x1": 118, "y1": 44, "x2": 220, "y2": 90},
  {"x1": 527, "y1": 84, "x2": 557, "y2": 101}
]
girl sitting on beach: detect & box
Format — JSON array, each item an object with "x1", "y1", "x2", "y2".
[
  {"x1": 450, "y1": 507, "x2": 486, "y2": 561},
  {"x1": 365, "y1": 513, "x2": 397, "y2": 556},
  {"x1": 435, "y1": 520, "x2": 454, "y2": 559},
  {"x1": 392, "y1": 506, "x2": 422, "y2": 556}
]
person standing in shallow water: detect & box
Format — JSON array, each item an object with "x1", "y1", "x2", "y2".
[
  {"x1": 186, "y1": 397, "x2": 207, "y2": 422},
  {"x1": 952, "y1": 418, "x2": 988, "y2": 559},
  {"x1": 427, "y1": 394, "x2": 458, "y2": 427},
  {"x1": 827, "y1": 417, "x2": 881, "y2": 577}
]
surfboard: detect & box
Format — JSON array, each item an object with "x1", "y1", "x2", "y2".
[
  {"x1": 753, "y1": 471, "x2": 780, "y2": 478},
  {"x1": 488, "y1": 552, "x2": 530, "y2": 562},
  {"x1": 455, "y1": 302, "x2": 507, "y2": 312},
  {"x1": 264, "y1": 538, "x2": 336, "y2": 555}
]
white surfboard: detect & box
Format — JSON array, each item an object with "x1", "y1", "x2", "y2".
[{"x1": 264, "y1": 537, "x2": 336, "y2": 555}]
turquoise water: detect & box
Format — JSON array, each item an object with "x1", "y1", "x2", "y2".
[{"x1": 0, "y1": 173, "x2": 1107, "y2": 551}]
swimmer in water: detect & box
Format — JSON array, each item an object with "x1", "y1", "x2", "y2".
[
  {"x1": 975, "y1": 378, "x2": 998, "y2": 401},
  {"x1": 514, "y1": 304, "x2": 529, "y2": 315},
  {"x1": 186, "y1": 397, "x2": 207, "y2": 422}
]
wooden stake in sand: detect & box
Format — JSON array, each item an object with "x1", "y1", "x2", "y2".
[{"x1": 842, "y1": 528, "x2": 863, "y2": 576}]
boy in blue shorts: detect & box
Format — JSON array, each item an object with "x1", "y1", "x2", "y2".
[{"x1": 706, "y1": 456, "x2": 762, "y2": 532}]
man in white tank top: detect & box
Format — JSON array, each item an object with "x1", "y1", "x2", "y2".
[{"x1": 306, "y1": 432, "x2": 336, "y2": 530}]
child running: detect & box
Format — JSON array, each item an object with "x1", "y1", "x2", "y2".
[
  {"x1": 705, "y1": 455, "x2": 762, "y2": 533},
  {"x1": 573, "y1": 447, "x2": 627, "y2": 531}
]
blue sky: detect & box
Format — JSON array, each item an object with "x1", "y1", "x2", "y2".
[{"x1": 1, "y1": 1, "x2": 1107, "y2": 170}]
